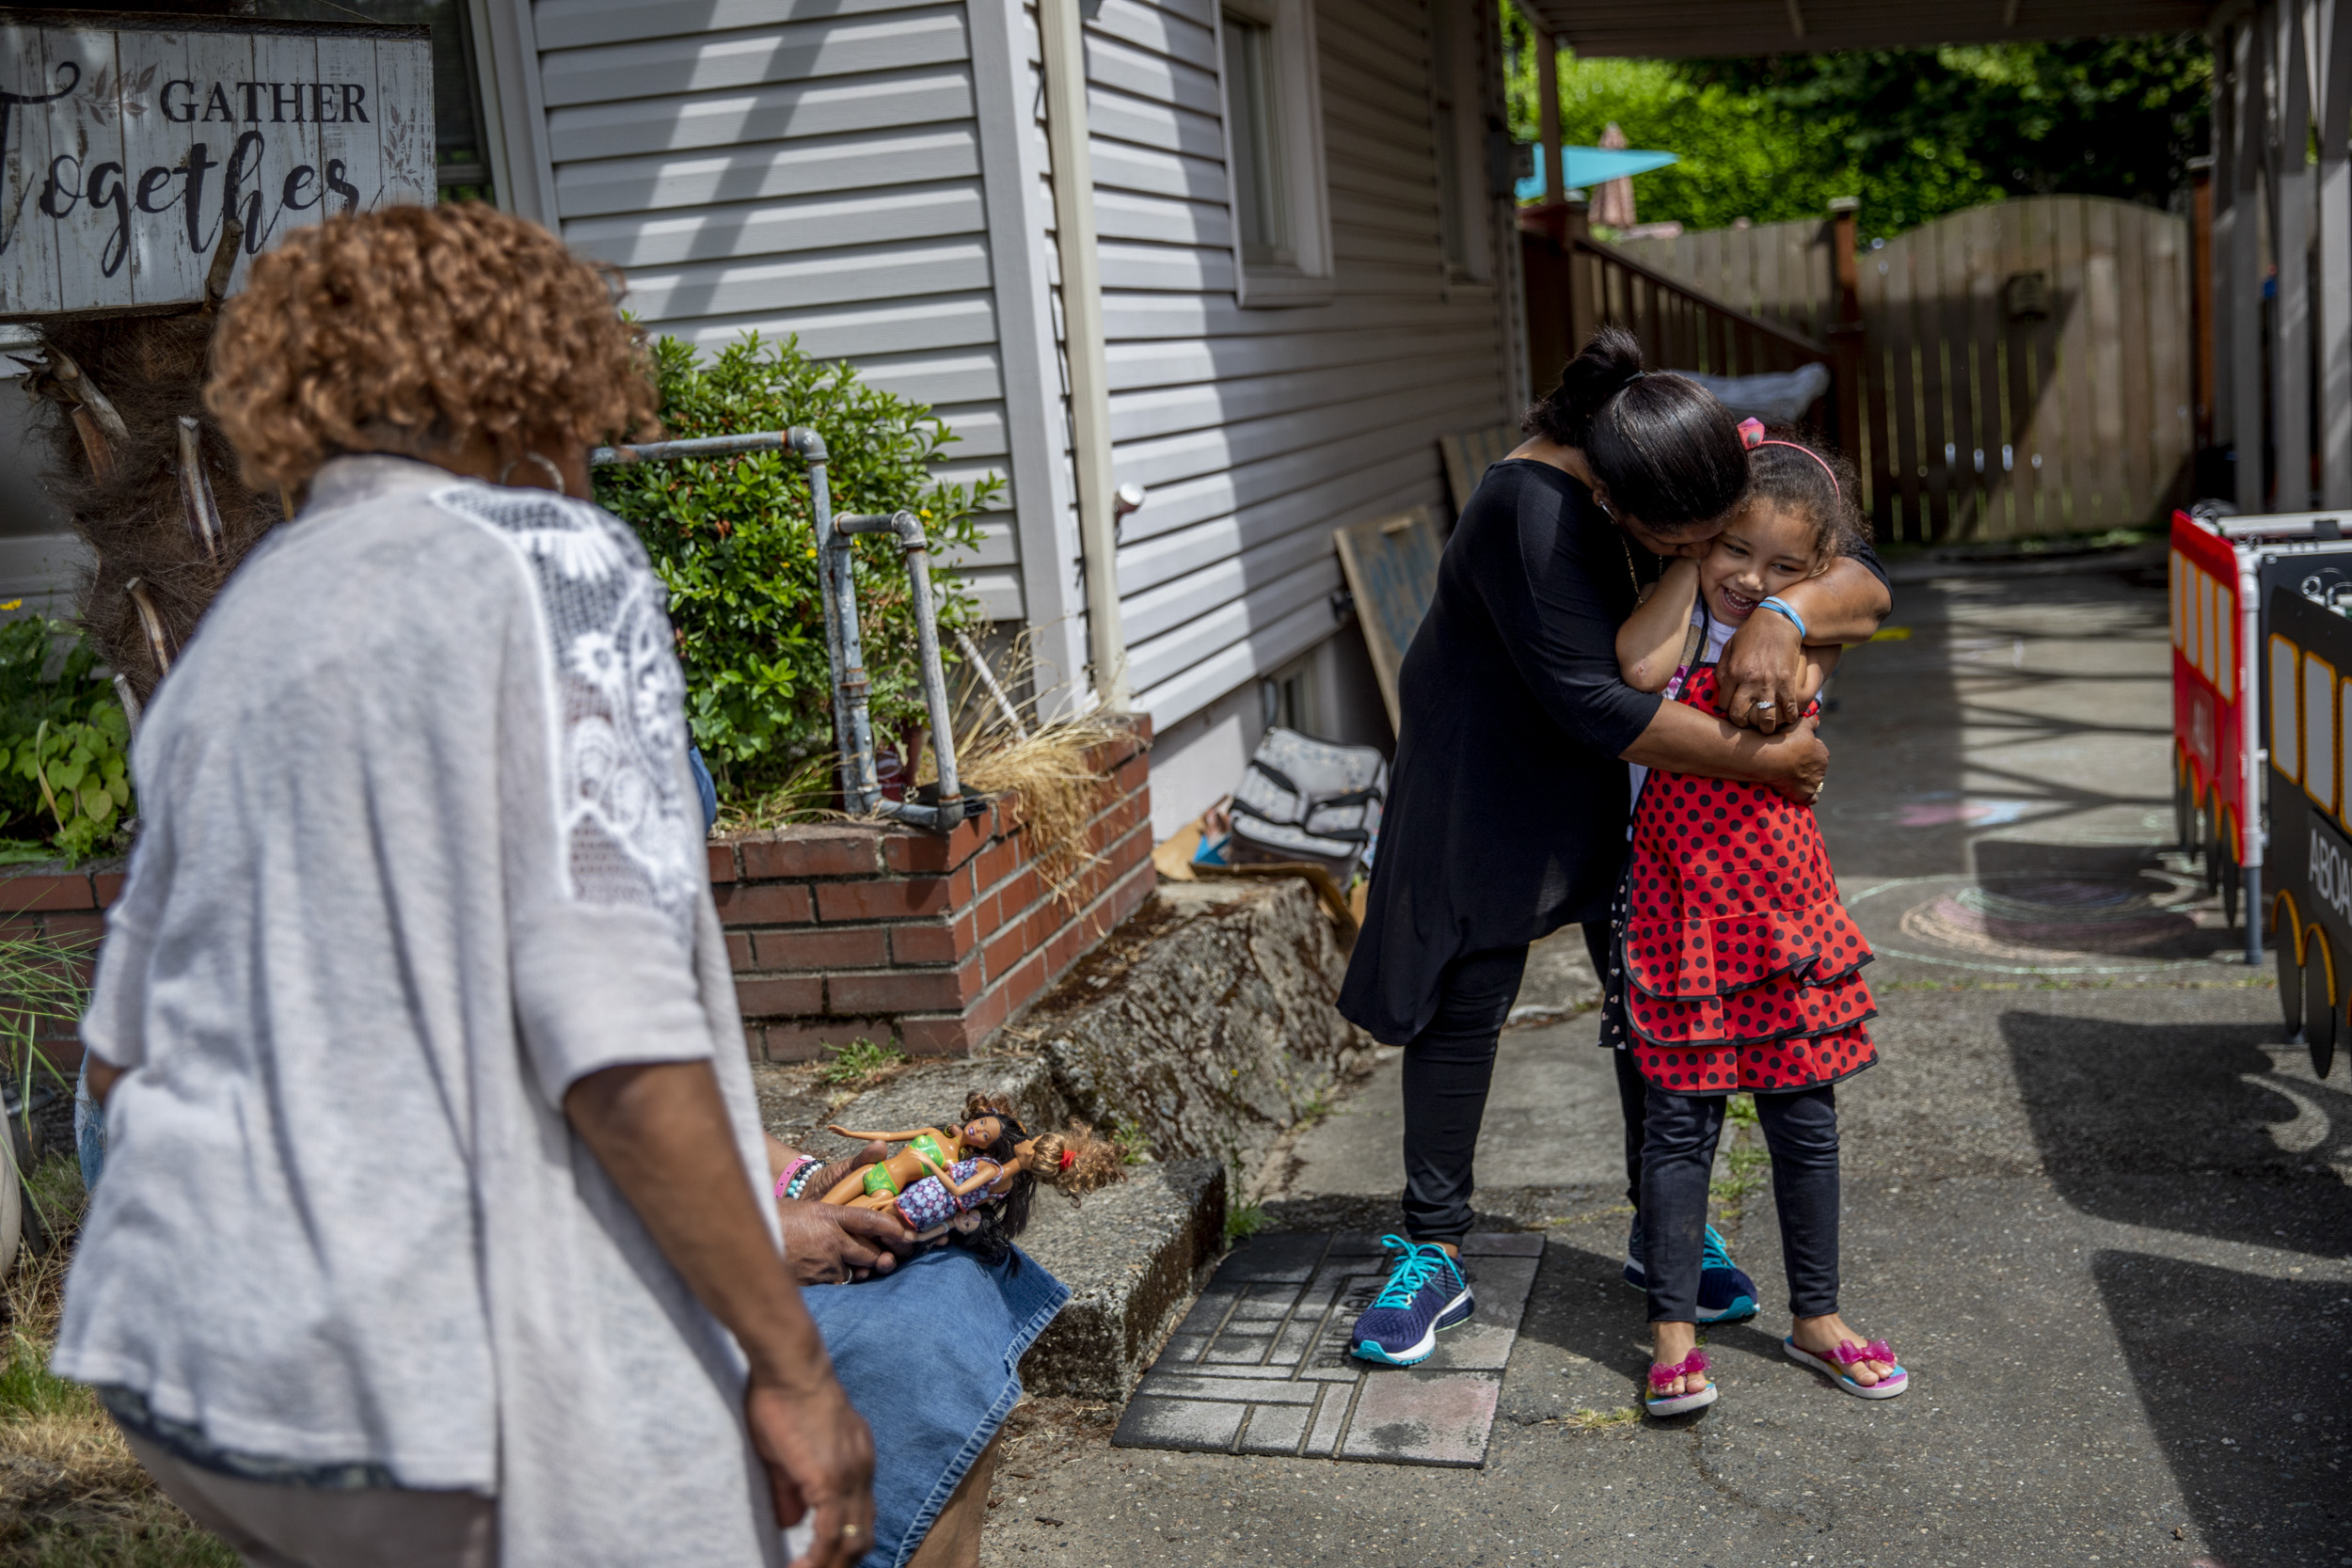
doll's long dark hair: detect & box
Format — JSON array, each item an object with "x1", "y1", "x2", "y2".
[{"x1": 942, "y1": 1094, "x2": 1126, "y2": 1270}]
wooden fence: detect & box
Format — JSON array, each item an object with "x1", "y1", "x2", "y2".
[
  {"x1": 1612, "y1": 197, "x2": 2193, "y2": 543},
  {"x1": 1522, "y1": 218, "x2": 1837, "y2": 447},
  {"x1": 1613, "y1": 216, "x2": 1840, "y2": 344}
]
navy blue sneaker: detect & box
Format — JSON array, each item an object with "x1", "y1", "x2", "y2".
[
  {"x1": 1349, "y1": 1235, "x2": 1474, "y2": 1366},
  {"x1": 1623, "y1": 1218, "x2": 1759, "y2": 1324}
]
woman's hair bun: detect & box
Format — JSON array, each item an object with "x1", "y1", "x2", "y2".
[
  {"x1": 1520, "y1": 326, "x2": 1747, "y2": 531},
  {"x1": 1537, "y1": 325, "x2": 1646, "y2": 448}
]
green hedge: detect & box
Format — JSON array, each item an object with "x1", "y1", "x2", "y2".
[{"x1": 595, "y1": 334, "x2": 1001, "y2": 800}]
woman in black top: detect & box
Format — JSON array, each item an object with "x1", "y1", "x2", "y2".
[{"x1": 1338, "y1": 329, "x2": 1890, "y2": 1366}]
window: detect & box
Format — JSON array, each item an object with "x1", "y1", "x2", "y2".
[
  {"x1": 1217, "y1": 0, "x2": 1332, "y2": 306},
  {"x1": 257, "y1": 0, "x2": 497, "y2": 202},
  {"x1": 1262, "y1": 654, "x2": 1322, "y2": 737},
  {"x1": 1223, "y1": 16, "x2": 1288, "y2": 266},
  {"x1": 1427, "y1": 0, "x2": 1489, "y2": 281}
]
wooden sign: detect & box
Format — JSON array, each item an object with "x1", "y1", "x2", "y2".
[
  {"x1": 0, "y1": 11, "x2": 434, "y2": 320},
  {"x1": 1332, "y1": 506, "x2": 1444, "y2": 732}
]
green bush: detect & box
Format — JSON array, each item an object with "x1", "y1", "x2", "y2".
[
  {"x1": 594, "y1": 334, "x2": 1000, "y2": 798},
  {"x1": 0, "y1": 615, "x2": 131, "y2": 863}
]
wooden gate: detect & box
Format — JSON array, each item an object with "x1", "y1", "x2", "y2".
[{"x1": 1614, "y1": 197, "x2": 2193, "y2": 544}]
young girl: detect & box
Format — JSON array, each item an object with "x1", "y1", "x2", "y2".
[{"x1": 1610, "y1": 420, "x2": 1908, "y2": 1415}]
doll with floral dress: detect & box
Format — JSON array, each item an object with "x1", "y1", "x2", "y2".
[
  {"x1": 818, "y1": 1096, "x2": 1123, "y2": 1263},
  {"x1": 1607, "y1": 420, "x2": 1909, "y2": 1417}
]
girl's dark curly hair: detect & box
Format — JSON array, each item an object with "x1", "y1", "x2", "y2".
[
  {"x1": 1746, "y1": 428, "x2": 1871, "y2": 563},
  {"x1": 205, "y1": 203, "x2": 660, "y2": 492}
]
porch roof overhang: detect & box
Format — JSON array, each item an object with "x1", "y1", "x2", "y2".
[{"x1": 1518, "y1": 1, "x2": 2217, "y2": 58}]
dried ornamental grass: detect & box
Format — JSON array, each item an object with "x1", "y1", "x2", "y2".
[{"x1": 1, "y1": 1159, "x2": 235, "y2": 1563}]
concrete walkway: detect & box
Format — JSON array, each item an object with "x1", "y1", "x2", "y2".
[{"x1": 980, "y1": 548, "x2": 2352, "y2": 1568}]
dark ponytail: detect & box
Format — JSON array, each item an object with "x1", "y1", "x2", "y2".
[{"x1": 1522, "y1": 326, "x2": 1749, "y2": 531}]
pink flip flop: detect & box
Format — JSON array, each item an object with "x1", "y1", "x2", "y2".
[
  {"x1": 1783, "y1": 1335, "x2": 1908, "y2": 1399},
  {"x1": 1645, "y1": 1349, "x2": 1719, "y2": 1416}
]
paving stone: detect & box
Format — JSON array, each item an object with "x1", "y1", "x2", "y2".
[
  {"x1": 1108, "y1": 1230, "x2": 1540, "y2": 1468},
  {"x1": 1334, "y1": 1370, "x2": 1501, "y2": 1467}
]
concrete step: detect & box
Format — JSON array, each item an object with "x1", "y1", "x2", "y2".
[{"x1": 755, "y1": 879, "x2": 1362, "y2": 1399}]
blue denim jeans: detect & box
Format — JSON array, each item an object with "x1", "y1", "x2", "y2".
[{"x1": 803, "y1": 1245, "x2": 1070, "y2": 1568}]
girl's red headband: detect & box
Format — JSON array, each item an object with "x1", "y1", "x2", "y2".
[
  {"x1": 1058, "y1": 1148, "x2": 1076, "y2": 1170},
  {"x1": 1738, "y1": 418, "x2": 1841, "y2": 500}
]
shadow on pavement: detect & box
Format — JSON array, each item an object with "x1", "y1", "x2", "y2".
[
  {"x1": 2092, "y1": 1250, "x2": 2352, "y2": 1568},
  {"x1": 2003, "y1": 1009, "x2": 2352, "y2": 1257}
]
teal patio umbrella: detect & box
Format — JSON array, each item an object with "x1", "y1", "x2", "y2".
[{"x1": 1516, "y1": 145, "x2": 1678, "y2": 204}]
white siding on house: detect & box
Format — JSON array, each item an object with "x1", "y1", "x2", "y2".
[
  {"x1": 530, "y1": 0, "x2": 1027, "y2": 620},
  {"x1": 1082, "y1": 0, "x2": 1517, "y2": 736}
]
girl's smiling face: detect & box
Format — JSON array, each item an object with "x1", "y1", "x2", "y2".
[{"x1": 1699, "y1": 499, "x2": 1825, "y2": 622}]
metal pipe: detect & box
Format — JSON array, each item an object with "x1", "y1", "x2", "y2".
[
  {"x1": 588, "y1": 426, "x2": 966, "y2": 832},
  {"x1": 837, "y1": 512, "x2": 961, "y2": 817},
  {"x1": 1039, "y1": 0, "x2": 1127, "y2": 708},
  {"x1": 775, "y1": 427, "x2": 872, "y2": 816},
  {"x1": 591, "y1": 432, "x2": 793, "y2": 465}
]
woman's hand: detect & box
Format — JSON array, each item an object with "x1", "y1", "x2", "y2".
[
  {"x1": 776, "y1": 1201, "x2": 916, "y2": 1285},
  {"x1": 746, "y1": 1369, "x2": 877, "y2": 1568},
  {"x1": 1759, "y1": 715, "x2": 1829, "y2": 804},
  {"x1": 1717, "y1": 609, "x2": 1808, "y2": 735}
]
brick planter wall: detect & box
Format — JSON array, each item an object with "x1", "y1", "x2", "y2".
[
  {"x1": 711, "y1": 718, "x2": 1154, "y2": 1060},
  {"x1": 0, "y1": 861, "x2": 125, "y2": 1082},
  {"x1": 0, "y1": 721, "x2": 1152, "y2": 1073}
]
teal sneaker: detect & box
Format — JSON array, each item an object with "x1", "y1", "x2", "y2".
[
  {"x1": 1349, "y1": 1235, "x2": 1474, "y2": 1367},
  {"x1": 1624, "y1": 1218, "x2": 1759, "y2": 1324}
]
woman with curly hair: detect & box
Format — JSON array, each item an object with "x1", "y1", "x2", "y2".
[{"x1": 51, "y1": 204, "x2": 888, "y2": 1568}]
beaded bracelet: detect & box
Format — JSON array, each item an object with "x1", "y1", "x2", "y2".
[{"x1": 775, "y1": 1156, "x2": 820, "y2": 1202}]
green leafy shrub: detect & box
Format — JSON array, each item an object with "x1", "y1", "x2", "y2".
[
  {"x1": 594, "y1": 334, "x2": 1000, "y2": 799},
  {"x1": 0, "y1": 616, "x2": 131, "y2": 863}
]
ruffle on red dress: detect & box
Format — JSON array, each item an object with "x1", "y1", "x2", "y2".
[{"x1": 1624, "y1": 666, "x2": 1877, "y2": 1094}]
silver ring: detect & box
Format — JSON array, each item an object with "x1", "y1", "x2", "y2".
[{"x1": 1754, "y1": 702, "x2": 1777, "y2": 712}]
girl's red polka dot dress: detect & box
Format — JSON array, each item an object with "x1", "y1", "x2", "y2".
[{"x1": 1621, "y1": 666, "x2": 1877, "y2": 1095}]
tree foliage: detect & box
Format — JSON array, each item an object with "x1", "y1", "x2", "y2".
[
  {"x1": 593, "y1": 334, "x2": 997, "y2": 798},
  {"x1": 1499, "y1": 9, "x2": 2212, "y2": 241}
]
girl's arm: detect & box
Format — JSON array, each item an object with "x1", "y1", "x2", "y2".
[
  {"x1": 1615, "y1": 559, "x2": 1700, "y2": 692},
  {"x1": 1718, "y1": 557, "x2": 1888, "y2": 731}
]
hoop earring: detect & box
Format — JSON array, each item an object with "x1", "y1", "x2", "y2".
[{"x1": 498, "y1": 451, "x2": 568, "y2": 497}]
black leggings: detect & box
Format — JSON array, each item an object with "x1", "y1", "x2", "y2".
[
  {"x1": 1400, "y1": 926, "x2": 1649, "y2": 1243},
  {"x1": 1641, "y1": 1083, "x2": 1841, "y2": 1323}
]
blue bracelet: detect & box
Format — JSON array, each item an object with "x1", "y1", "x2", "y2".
[{"x1": 1759, "y1": 596, "x2": 1808, "y2": 640}]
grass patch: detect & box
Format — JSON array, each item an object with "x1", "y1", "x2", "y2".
[
  {"x1": 1224, "y1": 1203, "x2": 1268, "y2": 1244},
  {"x1": 813, "y1": 1037, "x2": 906, "y2": 1089},
  {"x1": 0, "y1": 1164, "x2": 236, "y2": 1564},
  {"x1": 1724, "y1": 1093, "x2": 1757, "y2": 1129},
  {"x1": 1110, "y1": 1119, "x2": 1151, "y2": 1166},
  {"x1": 1550, "y1": 1405, "x2": 1641, "y2": 1433},
  {"x1": 1294, "y1": 1089, "x2": 1334, "y2": 1129},
  {"x1": 1709, "y1": 1143, "x2": 1772, "y2": 1207}
]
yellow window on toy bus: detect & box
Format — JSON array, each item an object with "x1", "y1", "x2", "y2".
[
  {"x1": 2183, "y1": 571, "x2": 2201, "y2": 681},
  {"x1": 2306, "y1": 652, "x2": 2339, "y2": 813},
  {"x1": 2216, "y1": 581, "x2": 2235, "y2": 696},
  {"x1": 2170, "y1": 550, "x2": 2187, "y2": 649},
  {"x1": 2273, "y1": 635, "x2": 2303, "y2": 782},
  {"x1": 2203, "y1": 572, "x2": 2223, "y2": 683}
]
